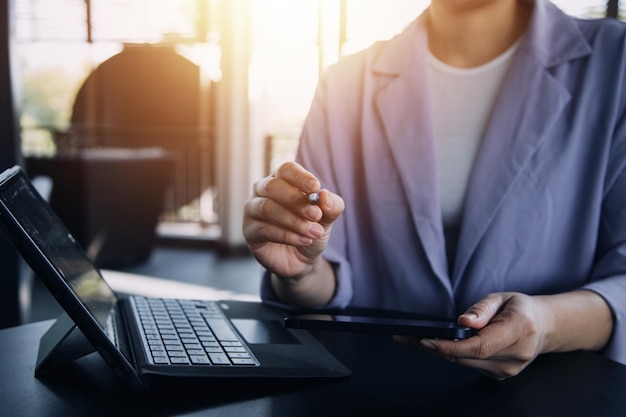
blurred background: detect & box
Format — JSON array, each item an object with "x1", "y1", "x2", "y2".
[
  {"x1": 0, "y1": 0, "x2": 623, "y2": 327},
  {"x1": 13, "y1": 0, "x2": 622, "y2": 247}
]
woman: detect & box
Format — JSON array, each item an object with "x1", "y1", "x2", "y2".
[{"x1": 242, "y1": 0, "x2": 626, "y2": 379}]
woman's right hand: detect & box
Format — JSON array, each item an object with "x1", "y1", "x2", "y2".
[{"x1": 242, "y1": 162, "x2": 345, "y2": 282}]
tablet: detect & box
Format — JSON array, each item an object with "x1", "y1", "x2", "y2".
[{"x1": 284, "y1": 313, "x2": 475, "y2": 340}]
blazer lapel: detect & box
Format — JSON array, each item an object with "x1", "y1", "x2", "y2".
[
  {"x1": 453, "y1": 57, "x2": 571, "y2": 281},
  {"x1": 453, "y1": 0, "x2": 592, "y2": 282},
  {"x1": 374, "y1": 20, "x2": 450, "y2": 286}
]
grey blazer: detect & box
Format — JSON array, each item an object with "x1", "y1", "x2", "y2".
[{"x1": 262, "y1": 0, "x2": 626, "y2": 365}]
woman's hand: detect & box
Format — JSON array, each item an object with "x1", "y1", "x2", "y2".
[
  {"x1": 418, "y1": 293, "x2": 549, "y2": 380},
  {"x1": 396, "y1": 291, "x2": 613, "y2": 380},
  {"x1": 242, "y1": 162, "x2": 345, "y2": 306}
]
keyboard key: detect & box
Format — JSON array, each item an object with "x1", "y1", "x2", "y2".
[
  {"x1": 227, "y1": 352, "x2": 251, "y2": 358},
  {"x1": 184, "y1": 343, "x2": 203, "y2": 350},
  {"x1": 224, "y1": 346, "x2": 246, "y2": 353},
  {"x1": 165, "y1": 345, "x2": 185, "y2": 352},
  {"x1": 208, "y1": 352, "x2": 231, "y2": 365},
  {"x1": 231, "y1": 358, "x2": 256, "y2": 365},
  {"x1": 205, "y1": 346, "x2": 225, "y2": 353},
  {"x1": 190, "y1": 355, "x2": 211, "y2": 365},
  {"x1": 205, "y1": 319, "x2": 239, "y2": 342},
  {"x1": 221, "y1": 341, "x2": 243, "y2": 347}
]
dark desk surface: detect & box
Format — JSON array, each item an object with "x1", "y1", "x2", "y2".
[{"x1": 1, "y1": 318, "x2": 625, "y2": 417}]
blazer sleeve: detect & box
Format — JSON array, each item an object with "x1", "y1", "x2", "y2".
[{"x1": 583, "y1": 106, "x2": 626, "y2": 364}]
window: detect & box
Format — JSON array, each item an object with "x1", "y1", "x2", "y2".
[
  {"x1": 551, "y1": 0, "x2": 613, "y2": 18},
  {"x1": 258, "y1": 0, "x2": 430, "y2": 173},
  {"x1": 16, "y1": 0, "x2": 215, "y2": 157},
  {"x1": 14, "y1": 0, "x2": 624, "y2": 240},
  {"x1": 342, "y1": 0, "x2": 429, "y2": 56},
  {"x1": 551, "y1": 0, "x2": 625, "y2": 19},
  {"x1": 16, "y1": 0, "x2": 220, "y2": 231}
]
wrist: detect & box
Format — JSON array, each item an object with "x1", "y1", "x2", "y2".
[
  {"x1": 271, "y1": 260, "x2": 318, "y2": 284},
  {"x1": 535, "y1": 291, "x2": 613, "y2": 354},
  {"x1": 534, "y1": 295, "x2": 559, "y2": 354},
  {"x1": 270, "y1": 258, "x2": 336, "y2": 308}
]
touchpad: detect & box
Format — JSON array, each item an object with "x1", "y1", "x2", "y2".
[{"x1": 231, "y1": 319, "x2": 299, "y2": 344}]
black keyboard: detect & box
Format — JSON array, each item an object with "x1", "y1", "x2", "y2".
[{"x1": 132, "y1": 296, "x2": 259, "y2": 367}]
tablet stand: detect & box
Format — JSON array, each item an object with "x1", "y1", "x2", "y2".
[{"x1": 35, "y1": 311, "x2": 96, "y2": 377}]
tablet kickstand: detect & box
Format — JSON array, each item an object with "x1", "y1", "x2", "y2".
[{"x1": 35, "y1": 311, "x2": 96, "y2": 377}]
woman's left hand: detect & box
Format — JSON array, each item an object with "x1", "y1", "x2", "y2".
[
  {"x1": 397, "y1": 292, "x2": 551, "y2": 380},
  {"x1": 396, "y1": 289, "x2": 613, "y2": 380}
]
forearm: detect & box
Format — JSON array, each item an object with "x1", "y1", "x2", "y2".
[
  {"x1": 538, "y1": 290, "x2": 614, "y2": 354},
  {"x1": 270, "y1": 257, "x2": 337, "y2": 308}
]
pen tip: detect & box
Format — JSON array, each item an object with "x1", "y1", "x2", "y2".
[{"x1": 308, "y1": 192, "x2": 320, "y2": 205}]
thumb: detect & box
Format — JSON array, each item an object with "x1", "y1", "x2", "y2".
[
  {"x1": 317, "y1": 189, "x2": 345, "y2": 229},
  {"x1": 458, "y1": 293, "x2": 508, "y2": 329}
]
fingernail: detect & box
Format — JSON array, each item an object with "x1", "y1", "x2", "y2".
[
  {"x1": 460, "y1": 313, "x2": 478, "y2": 320},
  {"x1": 304, "y1": 205, "x2": 321, "y2": 221},
  {"x1": 309, "y1": 223, "x2": 324, "y2": 238},
  {"x1": 323, "y1": 193, "x2": 333, "y2": 210},
  {"x1": 420, "y1": 339, "x2": 437, "y2": 351}
]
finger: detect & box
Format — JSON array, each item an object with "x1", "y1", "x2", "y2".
[
  {"x1": 255, "y1": 174, "x2": 326, "y2": 222},
  {"x1": 243, "y1": 218, "x2": 318, "y2": 248},
  {"x1": 316, "y1": 189, "x2": 345, "y2": 228},
  {"x1": 243, "y1": 197, "x2": 324, "y2": 244},
  {"x1": 452, "y1": 356, "x2": 525, "y2": 380},
  {"x1": 395, "y1": 333, "x2": 526, "y2": 379},
  {"x1": 458, "y1": 293, "x2": 510, "y2": 329},
  {"x1": 394, "y1": 335, "x2": 506, "y2": 378},
  {"x1": 421, "y1": 318, "x2": 518, "y2": 359},
  {"x1": 418, "y1": 340, "x2": 517, "y2": 380},
  {"x1": 274, "y1": 162, "x2": 320, "y2": 194}
]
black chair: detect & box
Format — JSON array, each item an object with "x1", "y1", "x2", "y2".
[{"x1": 26, "y1": 148, "x2": 174, "y2": 268}]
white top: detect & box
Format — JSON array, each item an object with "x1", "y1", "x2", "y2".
[{"x1": 428, "y1": 42, "x2": 521, "y2": 229}]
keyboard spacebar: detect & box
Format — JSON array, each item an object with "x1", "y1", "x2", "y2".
[{"x1": 206, "y1": 319, "x2": 239, "y2": 341}]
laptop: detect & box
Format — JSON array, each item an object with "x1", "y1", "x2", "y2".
[{"x1": 0, "y1": 165, "x2": 350, "y2": 391}]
